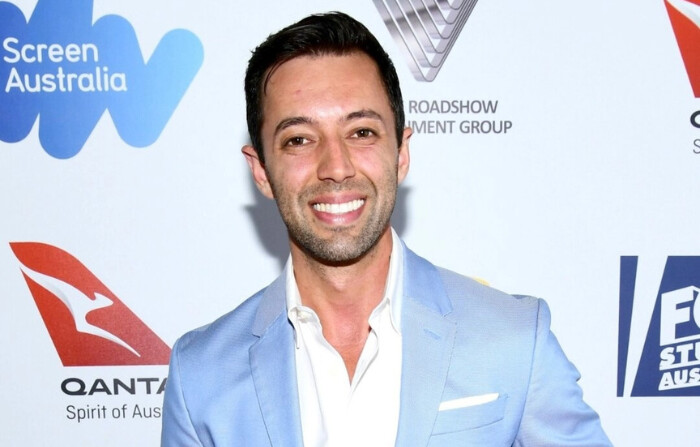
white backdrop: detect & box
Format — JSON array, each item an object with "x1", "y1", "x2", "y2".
[{"x1": 1, "y1": 0, "x2": 699, "y2": 445}]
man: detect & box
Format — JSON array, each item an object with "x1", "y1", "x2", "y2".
[{"x1": 161, "y1": 12, "x2": 611, "y2": 447}]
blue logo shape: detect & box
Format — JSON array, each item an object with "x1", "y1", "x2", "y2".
[
  {"x1": 618, "y1": 256, "x2": 700, "y2": 396},
  {"x1": 0, "y1": 0, "x2": 203, "y2": 159}
]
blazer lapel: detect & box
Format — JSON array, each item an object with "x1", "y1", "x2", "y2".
[
  {"x1": 395, "y1": 247, "x2": 456, "y2": 447},
  {"x1": 249, "y1": 273, "x2": 304, "y2": 447}
]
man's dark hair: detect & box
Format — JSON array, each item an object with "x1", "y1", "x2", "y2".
[{"x1": 244, "y1": 11, "x2": 405, "y2": 163}]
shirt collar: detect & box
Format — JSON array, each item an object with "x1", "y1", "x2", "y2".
[{"x1": 286, "y1": 228, "x2": 404, "y2": 340}]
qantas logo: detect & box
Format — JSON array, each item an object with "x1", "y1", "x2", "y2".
[
  {"x1": 10, "y1": 242, "x2": 170, "y2": 366},
  {"x1": 665, "y1": 0, "x2": 700, "y2": 96},
  {"x1": 373, "y1": 0, "x2": 479, "y2": 82}
]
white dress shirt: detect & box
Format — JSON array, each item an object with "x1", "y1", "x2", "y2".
[{"x1": 286, "y1": 229, "x2": 404, "y2": 447}]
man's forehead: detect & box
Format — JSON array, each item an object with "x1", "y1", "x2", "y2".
[
  {"x1": 260, "y1": 52, "x2": 389, "y2": 118},
  {"x1": 263, "y1": 52, "x2": 382, "y2": 95}
]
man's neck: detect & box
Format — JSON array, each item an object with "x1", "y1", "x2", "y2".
[{"x1": 290, "y1": 228, "x2": 393, "y2": 380}]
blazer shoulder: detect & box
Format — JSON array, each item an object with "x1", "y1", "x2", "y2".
[
  {"x1": 436, "y1": 265, "x2": 540, "y2": 314},
  {"x1": 402, "y1": 245, "x2": 542, "y2": 326},
  {"x1": 430, "y1": 265, "x2": 551, "y2": 345},
  {"x1": 174, "y1": 285, "x2": 268, "y2": 362}
]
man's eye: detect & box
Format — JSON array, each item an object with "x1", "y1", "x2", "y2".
[
  {"x1": 284, "y1": 136, "x2": 307, "y2": 146},
  {"x1": 354, "y1": 129, "x2": 375, "y2": 138}
]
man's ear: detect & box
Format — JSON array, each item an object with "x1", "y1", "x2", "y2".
[
  {"x1": 242, "y1": 145, "x2": 274, "y2": 199},
  {"x1": 397, "y1": 127, "x2": 412, "y2": 184}
]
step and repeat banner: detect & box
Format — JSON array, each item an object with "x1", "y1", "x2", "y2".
[{"x1": 1, "y1": 0, "x2": 699, "y2": 445}]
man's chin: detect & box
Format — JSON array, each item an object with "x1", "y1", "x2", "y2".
[{"x1": 293, "y1": 234, "x2": 378, "y2": 266}]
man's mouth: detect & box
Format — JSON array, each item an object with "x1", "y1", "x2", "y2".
[{"x1": 312, "y1": 199, "x2": 365, "y2": 214}]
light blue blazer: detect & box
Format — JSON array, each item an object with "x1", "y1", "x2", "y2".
[{"x1": 161, "y1": 245, "x2": 611, "y2": 446}]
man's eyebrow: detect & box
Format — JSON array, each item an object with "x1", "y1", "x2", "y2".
[
  {"x1": 274, "y1": 116, "x2": 316, "y2": 137},
  {"x1": 345, "y1": 109, "x2": 384, "y2": 123},
  {"x1": 273, "y1": 109, "x2": 385, "y2": 137}
]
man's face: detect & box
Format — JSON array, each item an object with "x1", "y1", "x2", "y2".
[{"x1": 243, "y1": 52, "x2": 411, "y2": 264}]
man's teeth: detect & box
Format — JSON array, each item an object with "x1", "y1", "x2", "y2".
[{"x1": 313, "y1": 199, "x2": 364, "y2": 214}]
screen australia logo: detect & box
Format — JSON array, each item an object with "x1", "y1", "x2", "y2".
[
  {"x1": 10, "y1": 242, "x2": 170, "y2": 367},
  {"x1": 0, "y1": 0, "x2": 203, "y2": 159},
  {"x1": 618, "y1": 256, "x2": 700, "y2": 396},
  {"x1": 373, "y1": 0, "x2": 479, "y2": 82}
]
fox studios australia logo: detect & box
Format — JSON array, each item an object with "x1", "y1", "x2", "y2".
[
  {"x1": 618, "y1": 256, "x2": 700, "y2": 396},
  {"x1": 0, "y1": 0, "x2": 203, "y2": 159},
  {"x1": 373, "y1": 0, "x2": 479, "y2": 81}
]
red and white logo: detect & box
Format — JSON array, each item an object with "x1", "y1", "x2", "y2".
[
  {"x1": 665, "y1": 0, "x2": 700, "y2": 96},
  {"x1": 10, "y1": 242, "x2": 171, "y2": 366}
]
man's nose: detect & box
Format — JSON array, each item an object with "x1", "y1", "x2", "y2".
[{"x1": 317, "y1": 137, "x2": 356, "y2": 183}]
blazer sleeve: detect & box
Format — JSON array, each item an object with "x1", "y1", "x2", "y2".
[
  {"x1": 161, "y1": 337, "x2": 204, "y2": 447},
  {"x1": 514, "y1": 299, "x2": 612, "y2": 447}
]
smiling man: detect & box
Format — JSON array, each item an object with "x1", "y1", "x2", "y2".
[{"x1": 161, "y1": 12, "x2": 611, "y2": 447}]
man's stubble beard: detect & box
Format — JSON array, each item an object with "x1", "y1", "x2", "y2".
[{"x1": 270, "y1": 175, "x2": 398, "y2": 265}]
